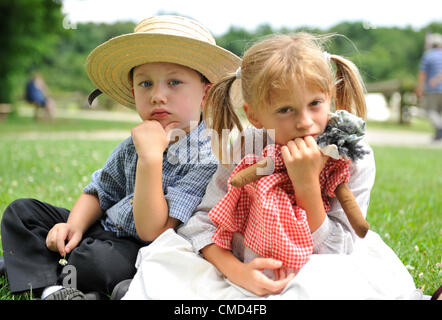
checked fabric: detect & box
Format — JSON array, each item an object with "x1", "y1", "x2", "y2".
[{"x1": 208, "y1": 144, "x2": 351, "y2": 269}]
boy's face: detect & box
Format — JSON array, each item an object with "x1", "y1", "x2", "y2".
[
  {"x1": 132, "y1": 62, "x2": 209, "y2": 132},
  {"x1": 244, "y1": 86, "x2": 331, "y2": 145}
]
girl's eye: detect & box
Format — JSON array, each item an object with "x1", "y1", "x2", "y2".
[
  {"x1": 169, "y1": 80, "x2": 182, "y2": 86},
  {"x1": 139, "y1": 81, "x2": 152, "y2": 88},
  {"x1": 310, "y1": 100, "x2": 322, "y2": 107}
]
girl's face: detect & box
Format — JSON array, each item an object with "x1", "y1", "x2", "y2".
[
  {"x1": 132, "y1": 62, "x2": 210, "y2": 132},
  {"x1": 244, "y1": 86, "x2": 331, "y2": 145}
]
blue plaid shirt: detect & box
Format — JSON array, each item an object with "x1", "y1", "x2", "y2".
[{"x1": 83, "y1": 121, "x2": 218, "y2": 242}]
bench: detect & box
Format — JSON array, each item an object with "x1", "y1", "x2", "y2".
[
  {"x1": 365, "y1": 80, "x2": 412, "y2": 124},
  {"x1": 0, "y1": 103, "x2": 12, "y2": 122}
]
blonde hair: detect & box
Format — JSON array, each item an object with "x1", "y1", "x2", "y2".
[{"x1": 204, "y1": 32, "x2": 366, "y2": 163}]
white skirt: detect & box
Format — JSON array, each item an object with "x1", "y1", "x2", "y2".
[{"x1": 122, "y1": 229, "x2": 424, "y2": 300}]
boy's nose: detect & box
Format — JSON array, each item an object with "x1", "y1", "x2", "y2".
[{"x1": 150, "y1": 85, "x2": 167, "y2": 105}]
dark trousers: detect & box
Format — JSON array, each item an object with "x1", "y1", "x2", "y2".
[{"x1": 1, "y1": 198, "x2": 145, "y2": 295}]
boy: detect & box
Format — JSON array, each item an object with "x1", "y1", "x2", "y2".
[{"x1": 0, "y1": 15, "x2": 240, "y2": 300}]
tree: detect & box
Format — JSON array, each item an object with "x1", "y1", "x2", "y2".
[
  {"x1": 0, "y1": 0, "x2": 65, "y2": 104},
  {"x1": 40, "y1": 22, "x2": 135, "y2": 94},
  {"x1": 216, "y1": 26, "x2": 255, "y2": 57},
  {"x1": 16, "y1": 16, "x2": 440, "y2": 109}
]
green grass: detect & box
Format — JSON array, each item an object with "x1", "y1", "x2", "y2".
[
  {"x1": 0, "y1": 139, "x2": 121, "y2": 300},
  {"x1": 0, "y1": 140, "x2": 121, "y2": 214},
  {"x1": 0, "y1": 112, "x2": 137, "y2": 134},
  {"x1": 368, "y1": 146, "x2": 441, "y2": 295},
  {"x1": 0, "y1": 117, "x2": 440, "y2": 299},
  {"x1": 366, "y1": 117, "x2": 433, "y2": 133}
]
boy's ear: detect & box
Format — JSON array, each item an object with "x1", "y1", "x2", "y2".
[{"x1": 243, "y1": 103, "x2": 263, "y2": 128}]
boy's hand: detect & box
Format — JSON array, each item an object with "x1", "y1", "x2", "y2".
[
  {"x1": 231, "y1": 258, "x2": 295, "y2": 296},
  {"x1": 131, "y1": 120, "x2": 180, "y2": 161},
  {"x1": 281, "y1": 136, "x2": 328, "y2": 190},
  {"x1": 46, "y1": 223, "x2": 83, "y2": 257}
]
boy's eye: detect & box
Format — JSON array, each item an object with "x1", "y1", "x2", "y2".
[{"x1": 139, "y1": 81, "x2": 152, "y2": 88}]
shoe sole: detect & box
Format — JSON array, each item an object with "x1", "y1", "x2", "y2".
[{"x1": 44, "y1": 287, "x2": 86, "y2": 300}]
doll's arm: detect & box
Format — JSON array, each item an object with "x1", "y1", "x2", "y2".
[
  {"x1": 230, "y1": 157, "x2": 272, "y2": 187},
  {"x1": 335, "y1": 183, "x2": 369, "y2": 238}
]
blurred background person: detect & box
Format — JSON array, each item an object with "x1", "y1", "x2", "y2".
[
  {"x1": 25, "y1": 73, "x2": 56, "y2": 121},
  {"x1": 416, "y1": 34, "x2": 442, "y2": 141}
]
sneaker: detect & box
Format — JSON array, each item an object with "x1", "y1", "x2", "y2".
[
  {"x1": 111, "y1": 279, "x2": 132, "y2": 300},
  {"x1": 43, "y1": 287, "x2": 86, "y2": 300}
]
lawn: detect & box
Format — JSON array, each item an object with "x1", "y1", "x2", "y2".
[
  {"x1": 0, "y1": 115, "x2": 440, "y2": 299},
  {"x1": 368, "y1": 146, "x2": 441, "y2": 294},
  {"x1": 0, "y1": 112, "x2": 137, "y2": 134},
  {"x1": 366, "y1": 117, "x2": 433, "y2": 133}
]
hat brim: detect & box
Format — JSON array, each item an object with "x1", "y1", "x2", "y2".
[{"x1": 86, "y1": 33, "x2": 241, "y2": 109}]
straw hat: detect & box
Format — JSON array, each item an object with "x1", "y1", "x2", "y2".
[{"x1": 86, "y1": 15, "x2": 241, "y2": 109}]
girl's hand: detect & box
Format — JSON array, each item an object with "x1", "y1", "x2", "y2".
[
  {"x1": 231, "y1": 258, "x2": 295, "y2": 296},
  {"x1": 281, "y1": 136, "x2": 328, "y2": 190},
  {"x1": 131, "y1": 120, "x2": 180, "y2": 161},
  {"x1": 46, "y1": 223, "x2": 83, "y2": 257},
  {"x1": 281, "y1": 136, "x2": 328, "y2": 231}
]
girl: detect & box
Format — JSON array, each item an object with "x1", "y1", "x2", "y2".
[{"x1": 178, "y1": 32, "x2": 376, "y2": 296}]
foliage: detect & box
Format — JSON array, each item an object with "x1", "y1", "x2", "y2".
[
  {"x1": 0, "y1": 0, "x2": 65, "y2": 103},
  {"x1": 39, "y1": 21, "x2": 136, "y2": 95},
  {"x1": 327, "y1": 23, "x2": 425, "y2": 87},
  {"x1": 40, "y1": 19, "x2": 442, "y2": 102},
  {"x1": 215, "y1": 20, "x2": 442, "y2": 89},
  {"x1": 1, "y1": 2, "x2": 441, "y2": 107}
]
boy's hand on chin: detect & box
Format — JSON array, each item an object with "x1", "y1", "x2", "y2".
[{"x1": 132, "y1": 120, "x2": 180, "y2": 161}]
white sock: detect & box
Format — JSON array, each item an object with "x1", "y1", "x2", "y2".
[{"x1": 41, "y1": 285, "x2": 64, "y2": 299}]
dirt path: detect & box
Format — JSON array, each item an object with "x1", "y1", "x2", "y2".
[
  {"x1": 2, "y1": 128, "x2": 441, "y2": 148},
  {"x1": 5, "y1": 107, "x2": 441, "y2": 148}
]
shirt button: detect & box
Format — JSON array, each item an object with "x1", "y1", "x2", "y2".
[
  {"x1": 116, "y1": 225, "x2": 123, "y2": 230},
  {"x1": 129, "y1": 198, "x2": 133, "y2": 205}
]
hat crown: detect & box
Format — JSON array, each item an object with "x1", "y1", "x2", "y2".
[{"x1": 134, "y1": 15, "x2": 216, "y2": 45}]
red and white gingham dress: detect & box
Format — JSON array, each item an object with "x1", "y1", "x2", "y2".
[{"x1": 208, "y1": 144, "x2": 351, "y2": 270}]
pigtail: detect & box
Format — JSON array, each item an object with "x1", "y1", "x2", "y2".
[
  {"x1": 330, "y1": 55, "x2": 367, "y2": 119},
  {"x1": 203, "y1": 74, "x2": 244, "y2": 165}
]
